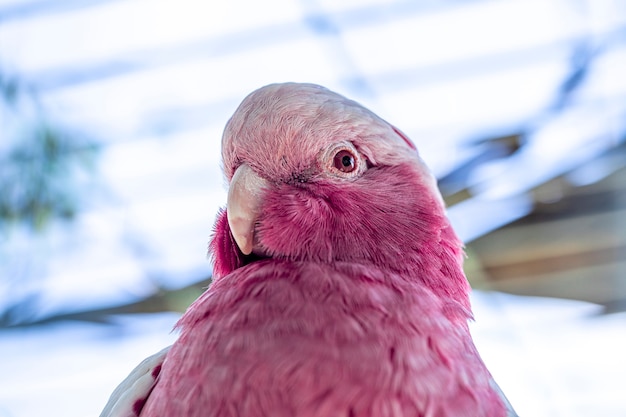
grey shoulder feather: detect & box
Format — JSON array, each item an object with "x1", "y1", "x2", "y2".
[{"x1": 99, "y1": 346, "x2": 170, "y2": 417}]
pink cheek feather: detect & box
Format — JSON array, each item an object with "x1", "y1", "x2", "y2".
[
  {"x1": 209, "y1": 162, "x2": 471, "y2": 317},
  {"x1": 209, "y1": 208, "x2": 246, "y2": 280},
  {"x1": 256, "y1": 163, "x2": 442, "y2": 264}
]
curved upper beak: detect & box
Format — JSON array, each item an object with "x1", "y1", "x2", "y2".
[{"x1": 226, "y1": 164, "x2": 269, "y2": 255}]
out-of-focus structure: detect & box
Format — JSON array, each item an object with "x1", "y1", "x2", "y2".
[{"x1": 1, "y1": 0, "x2": 624, "y2": 324}]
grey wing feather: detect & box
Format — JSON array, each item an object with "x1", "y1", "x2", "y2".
[
  {"x1": 99, "y1": 346, "x2": 170, "y2": 417},
  {"x1": 491, "y1": 377, "x2": 519, "y2": 417}
]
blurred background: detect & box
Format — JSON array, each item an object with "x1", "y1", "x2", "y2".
[{"x1": 1, "y1": 0, "x2": 625, "y2": 416}]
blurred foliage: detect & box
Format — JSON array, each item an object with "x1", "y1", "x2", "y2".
[{"x1": 0, "y1": 71, "x2": 99, "y2": 233}]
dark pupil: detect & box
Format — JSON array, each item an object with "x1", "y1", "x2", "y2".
[{"x1": 334, "y1": 150, "x2": 356, "y2": 173}]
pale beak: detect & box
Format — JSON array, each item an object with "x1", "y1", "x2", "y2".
[{"x1": 226, "y1": 164, "x2": 269, "y2": 255}]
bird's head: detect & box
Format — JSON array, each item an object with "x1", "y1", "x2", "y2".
[{"x1": 210, "y1": 83, "x2": 469, "y2": 308}]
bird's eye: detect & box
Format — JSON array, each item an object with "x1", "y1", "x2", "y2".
[
  {"x1": 321, "y1": 142, "x2": 365, "y2": 179},
  {"x1": 333, "y1": 150, "x2": 357, "y2": 173}
]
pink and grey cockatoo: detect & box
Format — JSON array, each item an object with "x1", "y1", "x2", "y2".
[{"x1": 100, "y1": 83, "x2": 517, "y2": 417}]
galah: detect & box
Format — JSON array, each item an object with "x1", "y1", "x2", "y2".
[{"x1": 100, "y1": 83, "x2": 517, "y2": 417}]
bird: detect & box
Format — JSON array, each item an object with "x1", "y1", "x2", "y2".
[{"x1": 100, "y1": 82, "x2": 517, "y2": 417}]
